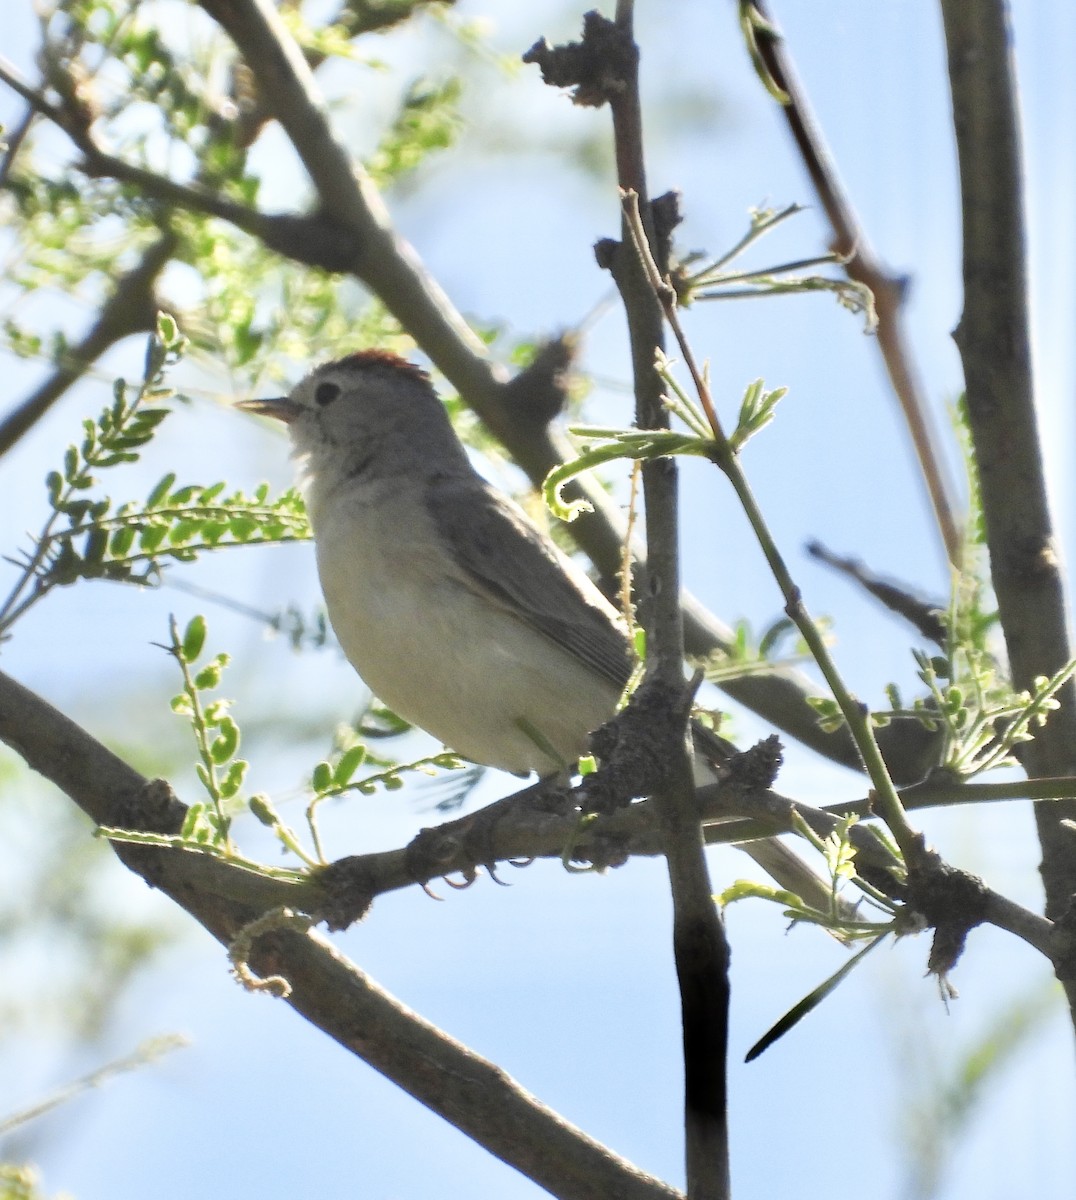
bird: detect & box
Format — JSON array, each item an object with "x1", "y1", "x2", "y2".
[{"x1": 236, "y1": 350, "x2": 835, "y2": 904}]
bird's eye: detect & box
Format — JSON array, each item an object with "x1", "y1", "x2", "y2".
[{"x1": 315, "y1": 381, "x2": 341, "y2": 406}]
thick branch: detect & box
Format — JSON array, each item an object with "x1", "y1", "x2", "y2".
[
  {"x1": 939, "y1": 1, "x2": 1076, "y2": 970},
  {"x1": 0, "y1": 667, "x2": 680, "y2": 1200}
]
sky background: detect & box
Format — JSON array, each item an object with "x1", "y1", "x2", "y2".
[{"x1": 2, "y1": 2, "x2": 1075, "y2": 1198}]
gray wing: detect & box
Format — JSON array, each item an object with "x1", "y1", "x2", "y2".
[{"x1": 429, "y1": 475, "x2": 633, "y2": 692}]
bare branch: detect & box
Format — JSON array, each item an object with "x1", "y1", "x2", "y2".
[
  {"x1": 558, "y1": 7, "x2": 732, "y2": 1192},
  {"x1": 747, "y1": 1, "x2": 963, "y2": 566},
  {"x1": 939, "y1": 1, "x2": 1076, "y2": 974},
  {"x1": 0, "y1": 665, "x2": 680, "y2": 1200}
]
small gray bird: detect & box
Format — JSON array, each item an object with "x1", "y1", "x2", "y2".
[{"x1": 237, "y1": 351, "x2": 834, "y2": 903}]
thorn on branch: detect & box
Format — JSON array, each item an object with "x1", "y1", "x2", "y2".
[
  {"x1": 651, "y1": 189, "x2": 684, "y2": 250},
  {"x1": 522, "y1": 11, "x2": 637, "y2": 108}
]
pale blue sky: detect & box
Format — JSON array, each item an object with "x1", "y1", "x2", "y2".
[{"x1": 1, "y1": 3, "x2": 1074, "y2": 1198}]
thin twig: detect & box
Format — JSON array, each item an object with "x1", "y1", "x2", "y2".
[
  {"x1": 746, "y1": 1, "x2": 962, "y2": 567},
  {"x1": 620, "y1": 190, "x2": 923, "y2": 868}
]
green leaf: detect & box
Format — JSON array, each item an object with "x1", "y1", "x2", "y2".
[
  {"x1": 249, "y1": 793, "x2": 278, "y2": 826},
  {"x1": 83, "y1": 527, "x2": 108, "y2": 565},
  {"x1": 192, "y1": 653, "x2": 228, "y2": 690},
  {"x1": 139, "y1": 524, "x2": 168, "y2": 553},
  {"x1": 218, "y1": 759, "x2": 247, "y2": 800},
  {"x1": 181, "y1": 803, "x2": 207, "y2": 839},
  {"x1": 181, "y1": 614, "x2": 207, "y2": 662},
  {"x1": 311, "y1": 761, "x2": 333, "y2": 793},
  {"x1": 109, "y1": 525, "x2": 137, "y2": 556},
  {"x1": 333, "y1": 744, "x2": 368, "y2": 786},
  {"x1": 745, "y1": 933, "x2": 888, "y2": 1062},
  {"x1": 198, "y1": 481, "x2": 226, "y2": 503},
  {"x1": 46, "y1": 470, "x2": 63, "y2": 506},
  {"x1": 146, "y1": 472, "x2": 176, "y2": 507},
  {"x1": 209, "y1": 717, "x2": 239, "y2": 763},
  {"x1": 228, "y1": 516, "x2": 258, "y2": 541}
]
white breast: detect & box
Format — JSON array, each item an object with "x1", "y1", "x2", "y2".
[{"x1": 309, "y1": 478, "x2": 618, "y2": 775}]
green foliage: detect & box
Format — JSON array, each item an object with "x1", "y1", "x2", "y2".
[
  {"x1": 672, "y1": 203, "x2": 877, "y2": 329},
  {"x1": 737, "y1": 1, "x2": 790, "y2": 104},
  {"x1": 693, "y1": 614, "x2": 830, "y2": 683},
  {"x1": 719, "y1": 811, "x2": 909, "y2": 1056},
  {"x1": 0, "y1": 316, "x2": 314, "y2": 644},
  {"x1": 367, "y1": 76, "x2": 464, "y2": 188},
  {"x1": 728, "y1": 377, "x2": 789, "y2": 453},
  {"x1": 543, "y1": 369, "x2": 719, "y2": 523},
  {"x1": 721, "y1": 812, "x2": 900, "y2": 935},
  {"x1": 0, "y1": 315, "x2": 186, "y2": 637},
  {"x1": 304, "y1": 741, "x2": 463, "y2": 863},
  {"x1": 167, "y1": 614, "x2": 246, "y2": 850},
  {"x1": 0, "y1": 1162, "x2": 50, "y2": 1200},
  {"x1": 544, "y1": 352, "x2": 800, "y2": 524},
  {"x1": 904, "y1": 646, "x2": 1073, "y2": 778},
  {"x1": 102, "y1": 615, "x2": 465, "y2": 871},
  {"x1": 0, "y1": 0, "x2": 461, "y2": 390},
  {"x1": 951, "y1": 391, "x2": 986, "y2": 547},
  {"x1": 876, "y1": 573, "x2": 1072, "y2": 778}
]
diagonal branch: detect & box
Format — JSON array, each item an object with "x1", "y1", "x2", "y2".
[
  {"x1": 0, "y1": 665, "x2": 680, "y2": 1200},
  {"x1": 747, "y1": 1, "x2": 962, "y2": 567},
  {"x1": 0, "y1": 233, "x2": 176, "y2": 458}
]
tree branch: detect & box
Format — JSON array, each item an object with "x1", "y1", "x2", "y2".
[
  {"x1": 0, "y1": 666, "x2": 680, "y2": 1200},
  {"x1": 747, "y1": 1, "x2": 962, "y2": 566},
  {"x1": 0, "y1": 233, "x2": 176, "y2": 459},
  {"x1": 938, "y1": 1, "x2": 1076, "y2": 998},
  {"x1": 589, "y1": 7, "x2": 731, "y2": 1193}
]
